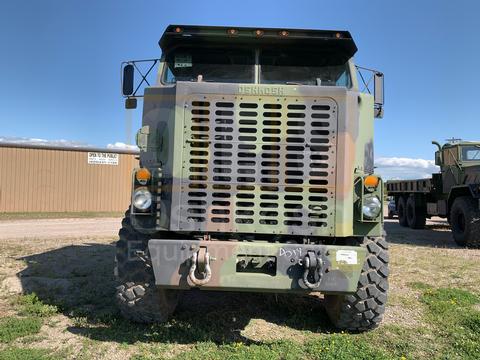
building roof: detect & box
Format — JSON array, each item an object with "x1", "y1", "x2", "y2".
[{"x1": 0, "y1": 141, "x2": 139, "y2": 155}]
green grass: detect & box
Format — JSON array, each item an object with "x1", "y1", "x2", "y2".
[
  {"x1": 0, "y1": 211, "x2": 123, "y2": 221},
  {"x1": 0, "y1": 295, "x2": 60, "y2": 350},
  {"x1": 132, "y1": 334, "x2": 391, "y2": 360},
  {"x1": 420, "y1": 287, "x2": 480, "y2": 359},
  {"x1": 15, "y1": 293, "x2": 59, "y2": 317},
  {"x1": 0, "y1": 347, "x2": 56, "y2": 360},
  {"x1": 0, "y1": 317, "x2": 42, "y2": 343}
]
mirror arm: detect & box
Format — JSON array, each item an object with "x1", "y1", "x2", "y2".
[{"x1": 431, "y1": 141, "x2": 442, "y2": 152}]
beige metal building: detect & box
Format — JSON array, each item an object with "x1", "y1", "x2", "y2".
[{"x1": 0, "y1": 143, "x2": 139, "y2": 213}]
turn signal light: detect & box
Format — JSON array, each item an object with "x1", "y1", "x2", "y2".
[
  {"x1": 136, "y1": 168, "x2": 151, "y2": 183},
  {"x1": 364, "y1": 175, "x2": 380, "y2": 188}
]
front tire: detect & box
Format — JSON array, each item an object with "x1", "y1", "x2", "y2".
[
  {"x1": 115, "y1": 210, "x2": 180, "y2": 323},
  {"x1": 324, "y1": 235, "x2": 389, "y2": 331},
  {"x1": 450, "y1": 197, "x2": 480, "y2": 248}
]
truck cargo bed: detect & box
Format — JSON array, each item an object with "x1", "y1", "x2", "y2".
[{"x1": 386, "y1": 178, "x2": 433, "y2": 194}]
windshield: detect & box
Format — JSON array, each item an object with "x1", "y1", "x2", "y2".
[
  {"x1": 163, "y1": 47, "x2": 351, "y2": 87},
  {"x1": 164, "y1": 47, "x2": 255, "y2": 83},
  {"x1": 260, "y1": 49, "x2": 351, "y2": 86},
  {"x1": 462, "y1": 145, "x2": 480, "y2": 161}
]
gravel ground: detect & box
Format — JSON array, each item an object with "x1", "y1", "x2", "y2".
[
  {"x1": 0, "y1": 215, "x2": 452, "y2": 243},
  {"x1": 0, "y1": 217, "x2": 121, "y2": 240}
]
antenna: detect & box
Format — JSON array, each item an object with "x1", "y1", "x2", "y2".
[{"x1": 445, "y1": 137, "x2": 462, "y2": 144}]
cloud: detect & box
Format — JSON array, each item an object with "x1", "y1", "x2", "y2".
[
  {"x1": 375, "y1": 157, "x2": 439, "y2": 180},
  {"x1": 0, "y1": 136, "x2": 89, "y2": 147},
  {"x1": 107, "y1": 142, "x2": 139, "y2": 150}
]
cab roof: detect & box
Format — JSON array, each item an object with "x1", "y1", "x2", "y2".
[
  {"x1": 444, "y1": 141, "x2": 480, "y2": 148},
  {"x1": 159, "y1": 25, "x2": 358, "y2": 60}
]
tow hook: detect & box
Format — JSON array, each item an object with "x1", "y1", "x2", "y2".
[
  {"x1": 302, "y1": 251, "x2": 323, "y2": 289},
  {"x1": 188, "y1": 247, "x2": 212, "y2": 286}
]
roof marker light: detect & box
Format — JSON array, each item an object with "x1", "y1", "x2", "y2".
[
  {"x1": 279, "y1": 30, "x2": 289, "y2": 37},
  {"x1": 255, "y1": 29, "x2": 264, "y2": 37},
  {"x1": 174, "y1": 27, "x2": 182, "y2": 33},
  {"x1": 227, "y1": 28, "x2": 238, "y2": 35}
]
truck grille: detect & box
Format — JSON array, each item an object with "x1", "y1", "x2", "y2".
[{"x1": 177, "y1": 95, "x2": 337, "y2": 236}]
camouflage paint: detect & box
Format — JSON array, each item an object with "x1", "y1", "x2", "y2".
[
  {"x1": 128, "y1": 25, "x2": 384, "y2": 294},
  {"x1": 137, "y1": 75, "x2": 382, "y2": 238}
]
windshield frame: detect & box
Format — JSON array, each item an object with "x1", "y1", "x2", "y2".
[
  {"x1": 159, "y1": 46, "x2": 354, "y2": 89},
  {"x1": 460, "y1": 145, "x2": 480, "y2": 162}
]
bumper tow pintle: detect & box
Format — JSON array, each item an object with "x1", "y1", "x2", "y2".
[
  {"x1": 302, "y1": 251, "x2": 323, "y2": 289},
  {"x1": 188, "y1": 247, "x2": 212, "y2": 286}
]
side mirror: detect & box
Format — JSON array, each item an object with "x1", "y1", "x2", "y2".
[
  {"x1": 122, "y1": 64, "x2": 135, "y2": 96},
  {"x1": 374, "y1": 72, "x2": 384, "y2": 105},
  {"x1": 374, "y1": 72, "x2": 384, "y2": 118}
]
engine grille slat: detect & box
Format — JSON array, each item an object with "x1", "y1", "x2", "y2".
[{"x1": 178, "y1": 95, "x2": 337, "y2": 236}]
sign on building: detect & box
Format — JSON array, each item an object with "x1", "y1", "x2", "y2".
[{"x1": 87, "y1": 152, "x2": 119, "y2": 165}]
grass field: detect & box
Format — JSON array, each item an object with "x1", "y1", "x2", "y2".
[{"x1": 0, "y1": 218, "x2": 478, "y2": 359}]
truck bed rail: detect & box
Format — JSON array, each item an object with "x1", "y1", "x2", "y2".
[{"x1": 386, "y1": 178, "x2": 433, "y2": 194}]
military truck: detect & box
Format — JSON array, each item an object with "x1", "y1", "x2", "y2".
[
  {"x1": 117, "y1": 25, "x2": 388, "y2": 331},
  {"x1": 386, "y1": 140, "x2": 480, "y2": 247}
]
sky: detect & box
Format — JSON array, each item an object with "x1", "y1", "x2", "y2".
[{"x1": 1, "y1": 0, "x2": 479, "y2": 179}]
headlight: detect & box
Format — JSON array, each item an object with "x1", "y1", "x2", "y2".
[
  {"x1": 133, "y1": 188, "x2": 152, "y2": 210},
  {"x1": 362, "y1": 196, "x2": 381, "y2": 219}
]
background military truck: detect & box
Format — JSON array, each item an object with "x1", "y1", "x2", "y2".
[
  {"x1": 386, "y1": 140, "x2": 480, "y2": 247},
  {"x1": 117, "y1": 25, "x2": 387, "y2": 331}
]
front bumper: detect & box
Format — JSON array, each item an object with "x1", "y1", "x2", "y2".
[{"x1": 148, "y1": 240, "x2": 366, "y2": 293}]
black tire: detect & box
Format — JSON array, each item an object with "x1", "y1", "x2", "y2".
[
  {"x1": 397, "y1": 197, "x2": 408, "y2": 227},
  {"x1": 324, "y1": 235, "x2": 389, "y2": 331},
  {"x1": 406, "y1": 195, "x2": 426, "y2": 229},
  {"x1": 115, "y1": 210, "x2": 180, "y2": 323},
  {"x1": 450, "y1": 196, "x2": 480, "y2": 248}
]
